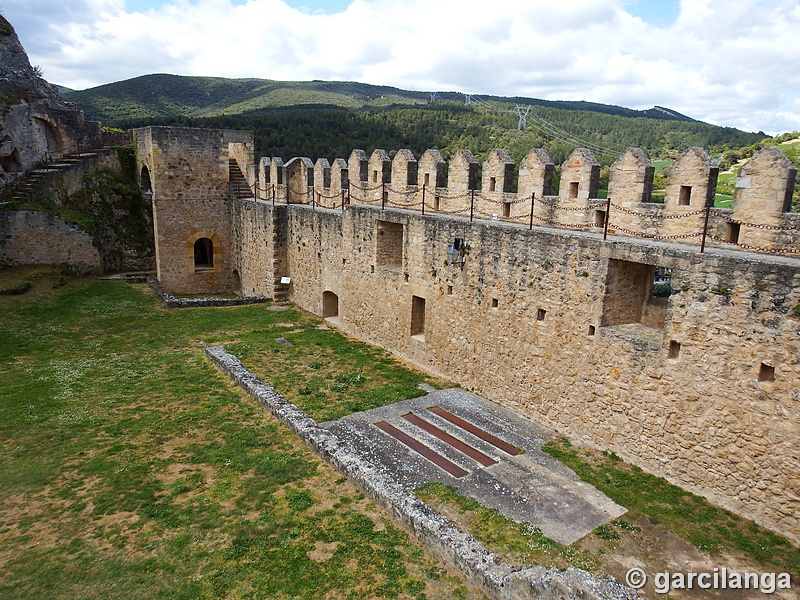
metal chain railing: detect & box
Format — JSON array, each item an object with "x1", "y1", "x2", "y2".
[{"x1": 242, "y1": 177, "x2": 800, "y2": 256}]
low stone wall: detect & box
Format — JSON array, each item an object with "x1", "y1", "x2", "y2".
[
  {"x1": 0, "y1": 209, "x2": 101, "y2": 273},
  {"x1": 204, "y1": 345, "x2": 642, "y2": 600},
  {"x1": 148, "y1": 276, "x2": 270, "y2": 308}
]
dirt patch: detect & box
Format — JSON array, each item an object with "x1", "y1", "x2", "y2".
[{"x1": 308, "y1": 540, "x2": 339, "y2": 562}]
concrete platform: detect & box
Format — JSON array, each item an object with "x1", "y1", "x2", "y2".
[{"x1": 323, "y1": 388, "x2": 626, "y2": 545}]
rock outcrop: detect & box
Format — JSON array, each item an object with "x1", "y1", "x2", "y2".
[{"x1": 0, "y1": 15, "x2": 101, "y2": 180}]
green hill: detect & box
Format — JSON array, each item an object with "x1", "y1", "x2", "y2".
[
  {"x1": 64, "y1": 74, "x2": 702, "y2": 123},
  {"x1": 63, "y1": 74, "x2": 767, "y2": 165}
]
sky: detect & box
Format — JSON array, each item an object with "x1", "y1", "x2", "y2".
[{"x1": 1, "y1": 0, "x2": 799, "y2": 135}]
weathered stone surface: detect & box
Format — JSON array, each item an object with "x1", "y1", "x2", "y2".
[
  {"x1": 0, "y1": 15, "x2": 101, "y2": 178},
  {"x1": 0, "y1": 209, "x2": 101, "y2": 273}
]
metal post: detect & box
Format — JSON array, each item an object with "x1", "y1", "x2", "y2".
[
  {"x1": 470, "y1": 189, "x2": 475, "y2": 222},
  {"x1": 700, "y1": 205, "x2": 711, "y2": 252},
  {"x1": 381, "y1": 182, "x2": 386, "y2": 210},
  {"x1": 603, "y1": 196, "x2": 611, "y2": 241},
  {"x1": 341, "y1": 190, "x2": 345, "y2": 213},
  {"x1": 313, "y1": 191, "x2": 317, "y2": 210},
  {"x1": 529, "y1": 192, "x2": 535, "y2": 230},
  {"x1": 422, "y1": 185, "x2": 426, "y2": 215}
]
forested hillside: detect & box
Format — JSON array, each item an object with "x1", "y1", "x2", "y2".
[
  {"x1": 66, "y1": 74, "x2": 767, "y2": 166},
  {"x1": 108, "y1": 101, "x2": 764, "y2": 166}
]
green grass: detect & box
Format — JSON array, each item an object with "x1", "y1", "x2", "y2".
[
  {"x1": 226, "y1": 317, "x2": 447, "y2": 422},
  {"x1": 0, "y1": 266, "x2": 481, "y2": 600},
  {"x1": 541, "y1": 438, "x2": 800, "y2": 576}
]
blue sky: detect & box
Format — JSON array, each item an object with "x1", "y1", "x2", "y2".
[
  {"x1": 125, "y1": 0, "x2": 680, "y2": 22},
  {"x1": 2, "y1": 0, "x2": 798, "y2": 135},
  {"x1": 124, "y1": 0, "x2": 354, "y2": 13}
]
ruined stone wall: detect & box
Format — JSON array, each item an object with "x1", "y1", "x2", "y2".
[
  {"x1": 272, "y1": 203, "x2": 800, "y2": 542},
  {"x1": 0, "y1": 209, "x2": 101, "y2": 273}
]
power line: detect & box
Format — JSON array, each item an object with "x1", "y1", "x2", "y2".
[
  {"x1": 467, "y1": 95, "x2": 625, "y2": 158},
  {"x1": 515, "y1": 104, "x2": 531, "y2": 131}
]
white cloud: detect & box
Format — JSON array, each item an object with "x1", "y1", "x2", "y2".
[{"x1": 2, "y1": 0, "x2": 799, "y2": 134}]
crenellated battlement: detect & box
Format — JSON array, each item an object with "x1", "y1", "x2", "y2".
[{"x1": 253, "y1": 145, "x2": 799, "y2": 256}]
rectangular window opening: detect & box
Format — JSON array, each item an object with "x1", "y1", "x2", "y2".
[
  {"x1": 424, "y1": 173, "x2": 430, "y2": 187},
  {"x1": 489, "y1": 177, "x2": 496, "y2": 192},
  {"x1": 678, "y1": 185, "x2": 692, "y2": 206},
  {"x1": 537, "y1": 308, "x2": 546, "y2": 321},
  {"x1": 491, "y1": 298, "x2": 499, "y2": 308},
  {"x1": 594, "y1": 209, "x2": 606, "y2": 227},
  {"x1": 569, "y1": 181, "x2": 579, "y2": 198},
  {"x1": 411, "y1": 296, "x2": 426, "y2": 338},
  {"x1": 726, "y1": 222, "x2": 741, "y2": 244},
  {"x1": 375, "y1": 220, "x2": 404, "y2": 268},
  {"x1": 601, "y1": 259, "x2": 668, "y2": 329},
  {"x1": 652, "y1": 267, "x2": 673, "y2": 299},
  {"x1": 502, "y1": 202, "x2": 510, "y2": 218},
  {"x1": 446, "y1": 285, "x2": 453, "y2": 295},
  {"x1": 668, "y1": 340, "x2": 681, "y2": 359},
  {"x1": 588, "y1": 325, "x2": 596, "y2": 336},
  {"x1": 758, "y1": 363, "x2": 775, "y2": 382}
]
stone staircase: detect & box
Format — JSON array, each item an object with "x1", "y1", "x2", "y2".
[
  {"x1": 228, "y1": 158, "x2": 252, "y2": 199},
  {"x1": 0, "y1": 149, "x2": 106, "y2": 206}
]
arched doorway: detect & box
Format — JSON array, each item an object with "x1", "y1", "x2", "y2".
[
  {"x1": 322, "y1": 291, "x2": 339, "y2": 319},
  {"x1": 194, "y1": 237, "x2": 214, "y2": 270}
]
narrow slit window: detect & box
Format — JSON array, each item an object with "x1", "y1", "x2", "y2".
[
  {"x1": 411, "y1": 296, "x2": 425, "y2": 337},
  {"x1": 537, "y1": 308, "x2": 546, "y2": 321},
  {"x1": 668, "y1": 340, "x2": 681, "y2": 359}
]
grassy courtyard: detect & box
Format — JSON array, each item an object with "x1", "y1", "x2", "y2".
[{"x1": 0, "y1": 266, "x2": 483, "y2": 600}]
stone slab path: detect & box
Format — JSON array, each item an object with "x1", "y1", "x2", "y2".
[{"x1": 322, "y1": 387, "x2": 626, "y2": 545}]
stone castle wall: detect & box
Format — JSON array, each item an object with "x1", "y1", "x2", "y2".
[
  {"x1": 254, "y1": 203, "x2": 799, "y2": 542},
  {"x1": 0, "y1": 209, "x2": 101, "y2": 273},
  {"x1": 142, "y1": 125, "x2": 800, "y2": 542}
]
